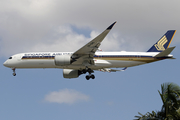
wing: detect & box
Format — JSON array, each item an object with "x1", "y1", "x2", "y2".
[{"x1": 71, "y1": 22, "x2": 116, "y2": 65}]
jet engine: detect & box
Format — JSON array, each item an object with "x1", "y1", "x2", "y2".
[
  {"x1": 63, "y1": 69, "x2": 81, "y2": 78},
  {"x1": 54, "y1": 55, "x2": 72, "y2": 66}
]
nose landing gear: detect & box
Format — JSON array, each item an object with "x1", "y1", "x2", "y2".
[{"x1": 12, "y1": 68, "x2": 16, "y2": 76}]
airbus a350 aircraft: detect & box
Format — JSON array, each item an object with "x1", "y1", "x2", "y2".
[{"x1": 3, "y1": 22, "x2": 176, "y2": 80}]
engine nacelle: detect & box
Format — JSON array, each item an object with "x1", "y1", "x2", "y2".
[
  {"x1": 63, "y1": 69, "x2": 81, "y2": 78},
  {"x1": 54, "y1": 55, "x2": 72, "y2": 66}
]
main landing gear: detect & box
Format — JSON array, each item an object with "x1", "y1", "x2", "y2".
[
  {"x1": 12, "y1": 68, "x2": 16, "y2": 76},
  {"x1": 86, "y1": 74, "x2": 95, "y2": 80},
  {"x1": 81, "y1": 67, "x2": 95, "y2": 80}
]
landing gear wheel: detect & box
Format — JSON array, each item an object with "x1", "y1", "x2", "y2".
[
  {"x1": 86, "y1": 75, "x2": 90, "y2": 80},
  {"x1": 91, "y1": 74, "x2": 95, "y2": 79},
  {"x1": 13, "y1": 73, "x2": 16, "y2": 76},
  {"x1": 85, "y1": 74, "x2": 95, "y2": 80}
]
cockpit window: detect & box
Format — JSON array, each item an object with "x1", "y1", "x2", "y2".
[{"x1": 9, "y1": 57, "x2": 12, "y2": 59}]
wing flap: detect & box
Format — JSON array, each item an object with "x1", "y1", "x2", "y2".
[{"x1": 99, "y1": 67, "x2": 127, "y2": 72}]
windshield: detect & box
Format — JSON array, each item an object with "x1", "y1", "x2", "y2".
[{"x1": 9, "y1": 57, "x2": 12, "y2": 59}]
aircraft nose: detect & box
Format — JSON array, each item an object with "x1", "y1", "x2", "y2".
[{"x1": 3, "y1": 61, "x2": 8, "y2": 67}]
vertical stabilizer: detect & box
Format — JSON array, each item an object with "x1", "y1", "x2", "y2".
[{"x1": 147, "y1": 30, "x2": 176, "y2": 52}]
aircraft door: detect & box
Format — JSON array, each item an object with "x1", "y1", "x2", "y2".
[{"x1": 17, "y1": 55, "x2": 22, "y2": 61}]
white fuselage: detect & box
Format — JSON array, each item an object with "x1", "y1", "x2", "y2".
[{"x1": 3, "y1": 51, "x2": 171, "y2": 70}]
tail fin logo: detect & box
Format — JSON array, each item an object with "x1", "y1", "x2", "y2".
[{"x1": 154, "y1": 36, "x2": 168, "y2": 51}]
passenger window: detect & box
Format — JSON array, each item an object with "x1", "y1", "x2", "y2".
[{"x1": 9, "y1": 57, "x2": 12, "y2": 59}]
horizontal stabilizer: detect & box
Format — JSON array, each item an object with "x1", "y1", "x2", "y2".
[{"x1": 154, "y1": 47, "x2": 175, "y2": 57}]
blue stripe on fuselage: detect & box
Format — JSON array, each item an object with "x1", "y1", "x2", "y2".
[{"x1": 21, "y1": 55, "x2": 170, "y2": 60}]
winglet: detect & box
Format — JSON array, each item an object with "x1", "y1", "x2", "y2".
[
  {"x1": 107, "y1": 21, "x2": 117, "y2": 30},
  {"x1": 121, "y1": 67, "x2": 128, "y2": 71}
]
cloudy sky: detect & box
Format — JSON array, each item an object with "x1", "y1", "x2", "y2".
[{"x1": 0, "y1": 0, "x2": 180, "y2": 120}]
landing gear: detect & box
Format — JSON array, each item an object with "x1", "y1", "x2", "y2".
[
  {"x1": 86, "y1": 74, "x2": 95, "y2": 80},
  {"x1": 82, "y1": 69, "x2": 87, "y2": 74},
  {"x1": 81, "y1": 67, "x2": 95, "y2": 80},
  {"x1": 12, "y1": 68, "x2": 16, "y2": 76}
]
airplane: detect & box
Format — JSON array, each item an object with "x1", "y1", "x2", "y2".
[{"x1": 3, "y1": 22, "x2": 176, "y2": 80}]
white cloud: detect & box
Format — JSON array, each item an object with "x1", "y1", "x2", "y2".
[
  {"x1": 29, "y1": 26, "x2": 128, "y2": 52},
  {"x1": 44, "y1": 89, "x2": 90, "y2": 104},
  {"x1": 0, "y1": 0, "x2": 180, "y2": 57}
]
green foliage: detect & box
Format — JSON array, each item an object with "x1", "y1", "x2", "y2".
[
  {"x1": 134, "y1": 111, "x2": 162, "y2": 120},
  {"x1": 134, "y1": 82, "x2": 180, "y2": 120}
]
